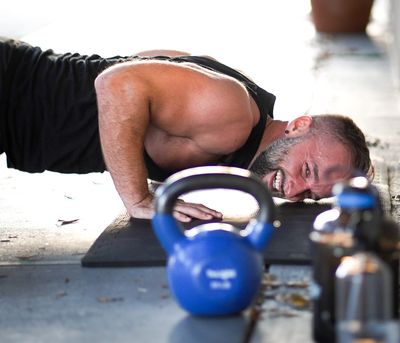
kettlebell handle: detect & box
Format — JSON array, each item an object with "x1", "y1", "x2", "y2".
[
  {"x1": 155, "y1": 166, "x2": 275, "y2": 223},
  {"x1": 152, "y1": 166, "x2": 276, "y2": 253}
]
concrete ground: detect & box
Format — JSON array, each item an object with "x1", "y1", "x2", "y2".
[{"x1": 1, "y1": 0, "x2": 400, "y2": 342}]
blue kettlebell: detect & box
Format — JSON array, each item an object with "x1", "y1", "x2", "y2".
[{"x1": 152, "y1": 166, "x2": 276, "y2": 316}]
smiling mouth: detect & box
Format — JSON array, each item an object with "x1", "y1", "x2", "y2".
[{"x1": 272, "y1": 169, "x2": 284, "y2": 196}]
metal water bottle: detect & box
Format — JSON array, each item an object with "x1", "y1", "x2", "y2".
[
  {"x1": 336, "y1": 251, "x2": 393, "y2": 342},
  {"x1": 310, "y1": 176, "x2": 379, "y2": 343},
  {"x1": 377, "y1": 217, "x2": 400, "y2": 319},
  {"x1": 335, "y1": 201, "x2": 395, "y2": 342}
]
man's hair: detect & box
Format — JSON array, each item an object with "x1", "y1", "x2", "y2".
[{"x1": 309, "y1": 114, "x2": 373, "y2": 178}]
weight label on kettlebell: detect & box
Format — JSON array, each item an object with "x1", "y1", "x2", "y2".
[{"x1": 206, "y1": 269, "x2": 237, "y2": 290}]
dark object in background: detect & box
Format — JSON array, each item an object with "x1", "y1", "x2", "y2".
[{"x1": 311, "y1": 0, "x2": 374, "y2": 33}]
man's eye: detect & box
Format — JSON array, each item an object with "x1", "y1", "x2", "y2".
[{"x1": 305, "y1": 163, "x2": 311, "y2": 177}]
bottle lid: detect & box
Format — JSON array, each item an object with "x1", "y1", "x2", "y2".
[{"x1": 336, "y1": 192, "x2": 376, "y2": 209}]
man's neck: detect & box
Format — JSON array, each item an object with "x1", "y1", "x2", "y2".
[{"x1": 252, "y1": 117, "x2": 288, "y2": 163}]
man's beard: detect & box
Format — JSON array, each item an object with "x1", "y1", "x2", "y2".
[
  {"x1": 263, "y1": 136, "x2": 304, "y2": 172},
  {"x1": 250, "y1": 135, "x2": 305, "y2": 195}
]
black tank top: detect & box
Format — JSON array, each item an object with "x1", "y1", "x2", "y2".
[
  {"x1": 0, "y1": 39, "x2": 127, "y2": 173},
  {"x1": 0, "y1": 40, "x2": 275, "y2": 179}
]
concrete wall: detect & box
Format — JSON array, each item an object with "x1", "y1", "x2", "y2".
[{"x1": 389, "y1": 0, "x2": 400, "y2": 88}]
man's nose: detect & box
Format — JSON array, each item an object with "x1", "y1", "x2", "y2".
[{"x1": 284, "y1": 178, "x2": 308, "y2": 201}]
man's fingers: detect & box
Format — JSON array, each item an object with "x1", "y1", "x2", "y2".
[
  {"x1": 189, "y1": 203, "x2": 223, "y2": 218},
  {"x1": 173, "y1": 201, "x2": 223, "y2": 221},
  {"x1": 172, "y1": 210, "x2": 193, "y2": 223}
]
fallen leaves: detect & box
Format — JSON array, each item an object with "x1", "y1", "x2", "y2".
[
  {"x1": 97, "y1": 296, "x2": 124, "y2": 303},
  {"x1": 275, "y1": 293, "x2": 310, "y2": 310},
  {"x1": 56, "y1": 291, "x2": 68, "y2": 299},
  {"x1": 262, "y1": 273, "x2": 311, "y2": 317},
  {"x1": 16, "y1": 254, "x2": 40, "y2": 261},
  {"x1": 0, "y1": 235, "x2": 18, "y2": 243},
  {"x1": 56, "y1": 219, "x2": 79, "y2": 227}
]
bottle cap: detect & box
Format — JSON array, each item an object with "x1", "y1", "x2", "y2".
[{"x1": 336, "y1": 192, "x2": 376, "y2": 209}]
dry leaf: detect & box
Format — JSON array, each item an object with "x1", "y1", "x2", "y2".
[
  {"x1": 97, "y1": 296, "x2": 124, "y2": 303},
  {"x1": 16, "y1": 255, "x2": 39, "y2": 261},
  {"x1": 56, "y1": 291, "x2": 67, "y2": 299},
  {"x1": 56, "y1": 219, "x2": 79, "y2": 227},
  {"x1": 285, "y1": 280, "x2": 310, "y2": 288}
]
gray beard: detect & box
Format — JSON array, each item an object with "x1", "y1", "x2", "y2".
[{"x1": 250, "y1": 135, "x2": 305, "y2": 177}]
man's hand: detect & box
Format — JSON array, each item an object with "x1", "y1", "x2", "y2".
[
  {"x1": 173, "y1": 199, "x2": 223, "y2": 222},
  {"x1": 129, "y1": 193, "x2": 223, "y2": 222}
]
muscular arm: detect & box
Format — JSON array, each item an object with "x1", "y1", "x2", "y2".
[
  {"x1": 94, "y1": 62, "x2": 226, "y2": 220},
  {"x1": 95, "y1": 65, "x2": 153, "y2": 218}
]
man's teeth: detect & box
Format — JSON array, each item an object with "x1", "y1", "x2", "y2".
[{"x1": 273, "y1": 170, "x2": 282, "y2": 192}]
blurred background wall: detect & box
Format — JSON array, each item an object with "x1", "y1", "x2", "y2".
[{"x1": 0, "y1": 0, "x2": 398, "y2": 111}]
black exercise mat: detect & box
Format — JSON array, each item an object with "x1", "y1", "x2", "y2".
[{"x1": 81, "y1": 202, "x2": 331, "y2": 267}]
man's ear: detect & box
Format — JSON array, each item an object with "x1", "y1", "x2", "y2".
[{"x1": 285, "y1": 115, "x2": 312, "y2": 137}]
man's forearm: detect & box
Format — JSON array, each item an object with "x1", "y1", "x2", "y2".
[
  {"x1": 100, "y1": 124, "x2": 152, "y2": 215},
  {"x1": 95, "y1": 65, "x2": 154, "y2": 218}
]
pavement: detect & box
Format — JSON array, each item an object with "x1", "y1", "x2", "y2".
[{"x1": 1, "y1": 0, "x2": 400, "y2": 342}]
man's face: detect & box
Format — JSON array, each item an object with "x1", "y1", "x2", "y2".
[{"x1": 261, "y1": 135, "x2": 352, "y2": 201}]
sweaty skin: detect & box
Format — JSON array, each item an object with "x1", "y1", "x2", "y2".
[{"x1": 95, "y1": 59, "x2": 262, "y2": 221}]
